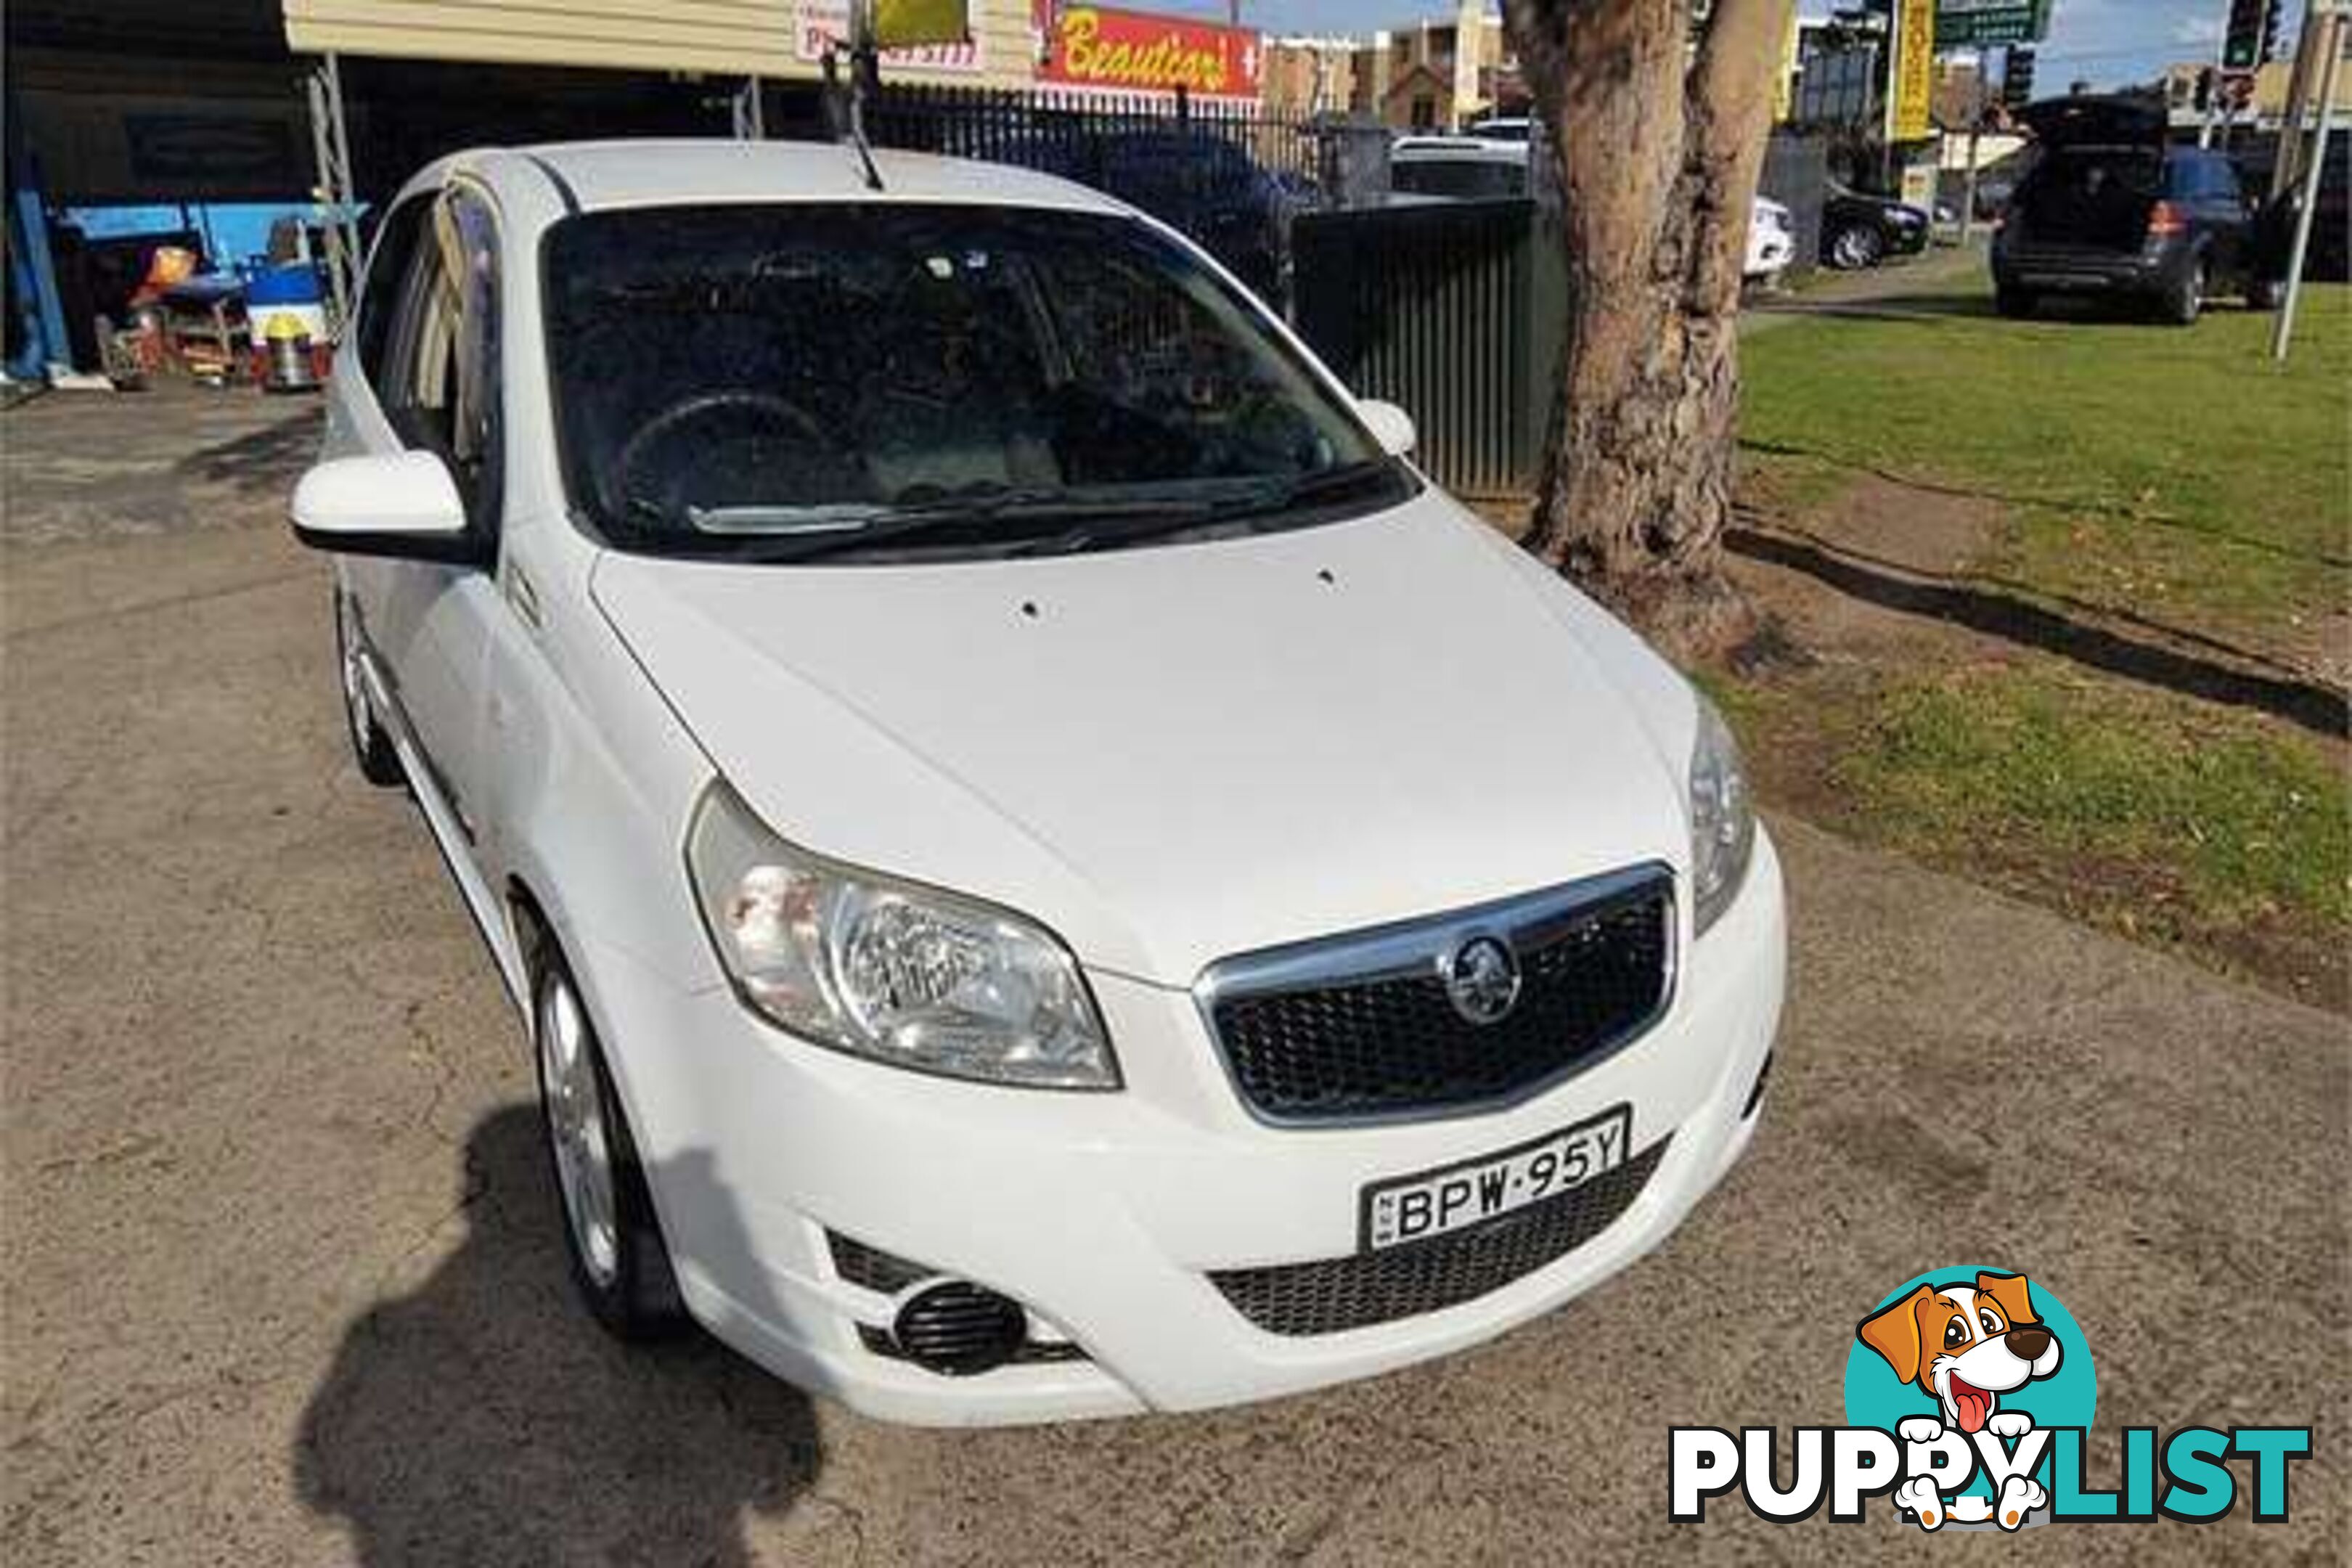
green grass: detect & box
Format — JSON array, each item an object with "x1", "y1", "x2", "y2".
[
  {"x1": 1833, "y1": 664, "x2": 2349, "y2": 931},
  {"x1": 1741, "y1": 282, "x2": 2352, "y2": 649},
  {"x1": 1722, "y1": 280, "x2": 2351, "y2": 1001}
]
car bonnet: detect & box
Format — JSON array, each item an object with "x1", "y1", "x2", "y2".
[{"x1": 590, "y1": 491, "x2": 1694, "y2": 987}]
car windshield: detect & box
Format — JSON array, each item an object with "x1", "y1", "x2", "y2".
[{"x1": 543, "y1": 203, "x2": 1406, "y2": 563}]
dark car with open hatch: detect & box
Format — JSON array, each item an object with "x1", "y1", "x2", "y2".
[{"x1": 1993, "y1": 96, "x2": 2279, "y2": 324}]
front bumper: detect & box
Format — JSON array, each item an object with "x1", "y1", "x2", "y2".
[{"x1": 578, "y1": 833, "x2": 1787, "y2": 1426}]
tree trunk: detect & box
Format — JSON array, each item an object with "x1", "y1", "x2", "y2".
[{"x1": 1503, "y1": 0, "x2": 1790, "y2": 661}]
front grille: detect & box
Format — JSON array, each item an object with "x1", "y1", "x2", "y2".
[
  {"x1": 1204, "y1": 868, "x2": 1673, "y2": 1122},
  {"x1": 1209, "y1": 1135, "x2": 1669, "y2": 1336}
]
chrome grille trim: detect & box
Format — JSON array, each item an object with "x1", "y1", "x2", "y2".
[{"x1": 1192, "y1": 862, "x2": 1678, "y2": 1127}]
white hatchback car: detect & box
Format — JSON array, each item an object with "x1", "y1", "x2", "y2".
[
  {"x1": 1748, "y1": 196, "x2": 1798, "y2": 282},
  {"x1": 295, "y1": 141, "x2": 1784, "y2": 1426}
]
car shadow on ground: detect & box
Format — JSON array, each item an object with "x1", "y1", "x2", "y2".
[{"x1": 295, "y1": 1107, "x2": 822, "y2": 1567}]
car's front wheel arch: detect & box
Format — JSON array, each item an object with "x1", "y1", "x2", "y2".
[{"x1": 510, "y1": 878, "x2": 688, "y2": 1339}]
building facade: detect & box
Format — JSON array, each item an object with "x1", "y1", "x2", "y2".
[
  {"x1": 1347, "y1": 4, "x2": 1522, "y2": 131},
  {"x1": 1262, "y1": 36, "x2": 1357, "y2": 119}
]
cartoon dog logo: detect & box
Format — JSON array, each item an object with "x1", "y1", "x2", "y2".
[{"x1": 1858, "y1": 1270, "x2": 2063, "y2": 1530}]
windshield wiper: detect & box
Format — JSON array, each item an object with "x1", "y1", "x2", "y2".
[
  {"x1": 1216, "y1": 460, "x2": 1400, "y2": 522},
  {"x1": 684, "y1": 502, "x2": 899, "y2": 534},
  {"x1": 633, "y1": 462, "x2": 1400, "y2": 564},
  {"x1": 719, "y1": 489, "x2": 1220, "y2": 563},
  {"x1": 1013, "y1": 461, "x2": 1400, "y2": 558}
]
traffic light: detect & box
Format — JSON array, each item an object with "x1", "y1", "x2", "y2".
[
  {"x1": 2003, "y1": 46, "x2": 2037, "y2": 108},
  {"x1": 2223, "y1": 0, "x2": 2281, "y2": 71}
]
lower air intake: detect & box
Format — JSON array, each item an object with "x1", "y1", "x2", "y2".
[{"x1": 1208, "y1": 1136, "x2": 1670, "y2": 1336}]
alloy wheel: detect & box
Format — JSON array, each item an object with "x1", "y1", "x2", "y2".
[
  {"x1": 337, "y1": 595, "x2": 371, "y2": 739},
  {"x1": 538, "y1": 974, "x2": 621, "y2": 1290},
  {"x1": 1832, "y1": 226, "x2": 1880, "y2": 269}
]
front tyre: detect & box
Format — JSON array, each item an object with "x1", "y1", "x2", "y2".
[
  {"x1": 335, "y1": 589, "x2": 404, "y2": 788},
  {"x1": 533, "y1": 950, "x2": 687, "y2": 1340}
]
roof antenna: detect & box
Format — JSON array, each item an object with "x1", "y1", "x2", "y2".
[{"x1": 823, "y1": 0, "x2": 885, "y2": 192}]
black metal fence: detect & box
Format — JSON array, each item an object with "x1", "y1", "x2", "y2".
[
  {"x1": 854, "y1": 84, "x2": 1563, "y2": 498},
  {"x1": 866, "y1": 85, "x2": 1335, "y2": 188},
  {"x1": 1291, "y1": 200, "x2": 1566, "y2": 499},
  {"x1": 1760, "y1": 130, "x2": 1830, "y2": 279},
  {"x1": 861, "y1": 85, "x2": 1391, "y2": 306}
]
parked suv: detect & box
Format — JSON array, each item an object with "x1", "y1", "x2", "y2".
[
  {"x1": 291, "y1": 142, "x2": 1784, "y2": 1426},
  {"x1": 1994, "y1": 96, "x2": 2278, "y2": 324}
]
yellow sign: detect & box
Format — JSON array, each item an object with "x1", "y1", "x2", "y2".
[
  {"x1": 1891, "y1": 0, "x2": 1936, "y2": 142},
  {"x1": 873, "y1": 0, "x2": 968, "y2": 50},
  {"x1": 1773, "y1": 3, "x2": 1800, "y2": 123}
]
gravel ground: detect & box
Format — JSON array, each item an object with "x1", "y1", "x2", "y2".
[{"x1": 3, "y1": 385, "x2": 2344, "y2": 1564}]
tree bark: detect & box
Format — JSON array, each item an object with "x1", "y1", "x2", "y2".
[{"x1": 1503, "y1": 0, "x2": 1790, "y2": 661}]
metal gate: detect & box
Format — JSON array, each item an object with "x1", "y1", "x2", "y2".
[
  {"x1": 1289, "y1": 198, "x2": 1567, "y2": 499},
  {"x1": 862, "y1": 85, "x2": 1341, "y2": 309}
]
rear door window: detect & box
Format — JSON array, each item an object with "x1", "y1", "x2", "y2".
[{"x1": 2169, "y1": 155, "x2": 2239, "y2": 203}]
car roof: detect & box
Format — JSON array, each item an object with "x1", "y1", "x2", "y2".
[{"x1": 444, "y1": 139, "x2": 1132, "y2": 218}]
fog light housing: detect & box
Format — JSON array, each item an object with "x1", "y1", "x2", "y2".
[{"x1": 890, "y1": 1281, "x2": 1029, "y2": 1376}]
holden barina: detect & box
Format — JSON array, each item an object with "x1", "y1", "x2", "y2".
[{"x1": 293, "y1": 141, "x2": 1785, "y2": 1425}]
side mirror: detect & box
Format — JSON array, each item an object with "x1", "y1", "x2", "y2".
[
  {"x1": 1357, "y1": 398, "x2": 1418, "y2": 458},
  {"x1": 291, "y1": 452, "x2": 478, "y2": 562}
]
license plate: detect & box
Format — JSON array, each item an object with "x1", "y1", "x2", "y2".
[{"x1": 1360, "y1": 1105, "x2": 1633, "y2": 1252}]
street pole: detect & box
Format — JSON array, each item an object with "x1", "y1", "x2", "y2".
[
  {"x1": 2272, "y1": 0, "x2": 2328, "y2": 199},
  {"x1": 1958, "y1": 60, "x2": 1988, "y2": 248},
  {"x1": 1959, "y1": 121, "x2": 1982, "y2": 245},
  {"x1": 1879, "y1": 26, "x2": 1898, "y2": 190},
  {"x1": 2272, "y1": 4, "x2": 2345, "y2": 363},
  {"x1": 2200, "y1": 0, "x2": 2231, "y2": 147}
]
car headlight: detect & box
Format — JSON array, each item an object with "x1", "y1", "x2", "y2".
[
  {"x1": 686, "y1": 782, "x2": 1119, "y2": 1090},
  {"x1": 1689, "y1": 693, "x2": 1756, "y2": 937}
]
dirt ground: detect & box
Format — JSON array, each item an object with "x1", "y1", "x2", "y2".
[
  {"x1": 1715, "y1": 449, "x2": 2351, "y2": 1012},
  {"x1": 3, "y1": 383, "x2": 2347, "y2": 1564}
]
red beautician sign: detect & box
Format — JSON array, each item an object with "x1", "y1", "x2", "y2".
[{"x1": 1036, "y1": 3, "x2": 1262, "y2": 100}]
